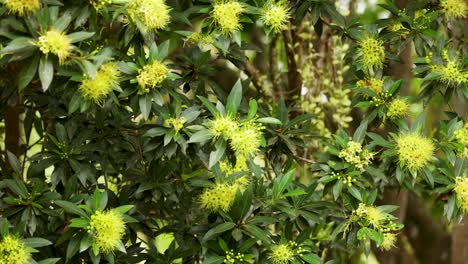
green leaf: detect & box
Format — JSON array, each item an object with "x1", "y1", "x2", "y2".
[
  {"x1": 226, "y1": 79, "x2": 242, "y2": 115},
  {"x1": 273, "y1": 169, "x2": 295, "y2": 199},
  {"x1": 4, "y1": 179, "x2": 28, "y2": 199},
  {"x1": 144, "y1": 127, "x2": 167, "y2": 137},
  {"x1": 283, "y1": 189, "x2": 307, "y2": 197},
  {"x1": 243, "y1": 224, "x2": 271, "y2": 245},
  {"x1": 353, "y1": 121, "x2": 368, "y2": 143},
  {"x1": 69, "y1": 218, "x2": 90, "y2": 228},
  {"x1": 1, "y1": 37, "x2": 36, "y2": 54},
  {"x1": 7, "y1": 151, "x2": 22, "y2": 176},
  {"x1": 257, "y1": 117, "x2": 283, "y2": 125},
  {"x1": 247, "y1": 99, "x2": 258, "y2": 119},
  {"x1": 348, "y1": 185, "x2": 363, "y2": 201},
  {"x1": 66, "y1": 239, "x2": 80, "y2": 261},
  {"x1": 68, "y1": 91, "x2": 82, "y2": 115},
  {"x1": 113, "y1": 205, "x2": 134, "y2": 214},
  {"x1": 54, "y1": 200, "x2": 89, "y2": 218},
  {"x1": 67, "y1": 32, "x2": 95, "y2": 43},
  {"x1": 18, "y1": 53, "x2": 40, "y2": 90},
  {"x1": 301, "y1": 254, "x2": 321, "y2": 264},
  {"x1": 23, "y1": 237, "x2": 53, "y2": 248},
  {"x1": 37, "y1": 258, "x2": 61, "y2": 264},
  {"x1": 197, "y1": 96, "x2": 219, "y2": 116},
  {"x1": 202, "y1": 222, "x2": 236, "y2": 243},
  {"x1": 209, "y1": 140, "x2": 226, "y2": 168},
  {"x1": 39, "y1": 56, "x2": 54, "y2": 92},
  {"x1": 139, "y1": 95, "x2": 152, "y2": 120},
  {"x1": 188, "y1": 129, "x2": 212, "y2": 143}
]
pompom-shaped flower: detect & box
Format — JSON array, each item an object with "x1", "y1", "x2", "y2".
[
  {"x1": 353, "y1": 203, "x2": 386, "y2": 228},
  {"x1": 212, "y1": 1, "x2": 244, "y2": 35},
  {"x1": 429, "y1": 50, "x2": 467, "y2": 86},
  {"x1": 0, "y1": 235, "x2": 31, "y2": 264},
  {"x1": 229, "y1": 122, "x2": 264, "y2": 159},
  {"x1": 200, "y1": 183, "x2": 238, "y2": 211},
  {"x1": 356, "y1": 78, "x2": 384, "y2": 95},
  {"x1": 396, "y1": 133, "x2": 434, "y2": 171},
  {"x1": 270, "y1": 244, "x2": 294, "y2": 264},
  {"x1": 261, "y1": 2, "x2": 290, "y2": 32},
  {"x1": 380, "y1": 233, "x2": 397, "y2": 251},
  {"x1": 4, "y1": 0, "x2": 40, "y2": 15},
  {"x1": 454, "y1": 123, "x2": 468, "y2": 145},
  {"x1": 440, "y1": 0, "x2": 467, "y2": 19},
  {"x1": 387, "y1": 98, "x2": 409, "y2": 120},
  {"x1": 454, "y1": 177, "x2": 468, "y2": 212},
  {"x1": 79, "y1": 62, "x2": 120, "y2": 104},
  {"x1": 37, "y1": 30, "x2": 73, "y2": 64},
  {"x1": 208, "y1": 115, "x2": 239, "y2": 139},
  {"x1": 137, "y1": 60, "x2": 168, "y2": 92},
  {"x1": 127, "y1": 0, "x2": 171, "y2": 31},
  {"x1": 358, "y1": 37, "x2": 385, "y2": 69},
  {"x1": 89, "y1": 210, "x2": 126, "y2": 253}
]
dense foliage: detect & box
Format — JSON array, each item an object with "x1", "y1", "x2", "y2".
[{"x1": 0, "y1": 0, "x2": 467, "y2": 263}]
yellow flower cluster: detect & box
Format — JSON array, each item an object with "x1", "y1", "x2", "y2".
[
  {"x1": 212, "y1": 1, "x2": 244, "y2": 35},
  {"x1": 224, "y1": 249, "x2": 245, "y2": 263},
  {"x1": 454, "y1": 177, "x2": 468, "y2": 212},
  {"x1": 4, "y1": 0, "x2": 40, "y2": 15},
  {"x1": 359, "y1": 37, "x2": 385, "y2": 69},
  {"x1": 37, "y1": 30, "x2": 73, "y2": 64},
  {"x1": 440, "y1": 0, "x2": 467, "y2": 19},
  {"x1": 387, "y1": 98, "x2": 409, "y2": 120},
  {"x1": 338, "y1": 141, "x2": 374, "y2": 170},
  {"x1": 261, "y1": 2, "x2": 290, "y2": 32},
  {"x1": 200, "y1": 182, "x2": 239, "y2": 212},
  {"x1": 331, "y1": 171, "x2": 357, "y2": 187},
  {"x1": 431, "y1": 50, "x2": 467, "y2": 86},
  {"x1": 356, "y1": 78, "x2": 384, "y2": 95},
  {"x1": 127, "y1": 0, "x2": 171, "y2": 31},
  {"x1": 454, "y1": 123, "x2": 468, "y2": 158},
  {"x1": 137, "y1": 60, "x2": 168, "y2": 92},
  {"x1": 208, "y1": 115, "x2": 239, "y2": 138},
  {"x1": 79, "y1": 62, "x2": 120, "y2": 104},
  {"x1": 89, "y1": 210, "x2": 126, "y2": 253},
  {"x1": 0, "y1": 235, "x2": 30, "y2": 264},
  {"x1": 186, "y1": 32, "x2": 214, "y2": 46},
  {"x1": 230, "y1": 122, "x2": 264, "y2": 159},
  {"x1": 354, "y1": 203, "x2": 386, "y2": 229},
  {"x1": 396, "y1": 133, "x2": 434, "y2": 171},
  {"x1": 89, "y1": 0, "x2": 112, "y2": 9},
  {"x1": 165, "y1": 117, "x2": 186, "y2": 133},
  {"x1": 380, "y1": 232, "x2": 397, "y2": 251},
  {"x1": 270, "y1": 241, "x2": 305, "y2": 264}
]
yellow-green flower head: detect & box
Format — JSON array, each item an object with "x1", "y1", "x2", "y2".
[
  {"x1": 79, "y1": 62, "x2": 120, "y2": 104},
  {"x1": 4, "y1": 0, "x2": 40, "y2": 15},
  {"x1": 387, "y1": 98, "x2": 409, "y2": 120},
  {"x1": 356, "y1": 78, "x2": 384, "y2": 95},
  {"x1": 225, "y1": 249, "x2": 245, "y2": 263},
  {"x1": 338, "y1": 141, "x2": 373, "y2": 170},
  {"x1": 165, "y1": 117, "x2": 186, "y2": 133},
  {"x1": 396, "y1": 133, "x2": 434, "y2": 171},
  {"x1": 440, "y1": 0, "x2": 467, "y2": 19},
  {"x1": 208, "y1": 115, "x2": 239, "y2": 139},
  {"x1": 261, "y1": 2, "x2": 290, "y2": 32},
  {"x1": 37, "y1": 29, "x2": 73, "y2": 64},
  {"x1": 137, "y1": 60, "x2": 168, "y2": 92},
  {"x1": 454, "y1": 123, "x2": 468, "y2": 146},
  {"x1": 431, "y1": 51, "x2": 467, "y2": 86},
  {"x1": 454, "y1": 176, "x2": 468, "y2": 212},
  {"x1": 200, "y1": 183, "x2": 238, "y2": 212},
  {"x1": 359, "y1": 37, "x2": 385, "y2": 68},
  {"x1": 353, "y1": 203, "x2": 386, "y2": 228},
  {"x1": 270, "y1": 244, "x2": 294, "y2": 264},
  {"x1": 90, "y1": 0, "x2": 113, "y2": 10},
  {"x1": 127, "y1": 0, "x2": 171, "y2": 31},
  {"x1": 0, "y1": 235, "x2": 31, "y2": 264},
  {"x1": 212, "y1": 1, "x2": 244, "y2": 35},
  {"x1": 89, "y1": 210, "x2": 126, "y2": 253},
  {"x1": 229, "y1": 122, "x2": 264, "y2": 159},
  {"x1": 380, "y1": 233, "x2": 397, "y2": 251}
]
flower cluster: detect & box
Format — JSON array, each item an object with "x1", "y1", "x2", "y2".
[
  {"x1": 208, "y1": 115, "x2": 239, "y2": 138},
  {"x1": 230, "y1": 121, "x2": 264, "y2": 159},
  {"x1": 358, "y1": 36, "x2": 385, "y2": 69},
  {"x1": 387, "y1": 98, "x2": 409, "y2": 120},
  {"x1": 37, "y1": 29, "x2": 73, "y2": 64},
  {"x1": 331, "y1": 171, "x2": 357, "y2": 187},
  {"x1": 454, "y1": 176, "x2": 468, "y2": 212},
  {"x1": 127, "y1": 0, "x2": 171, "y2": 31},
  {"x1": 79, "y1": 62, "x2": 120, "y2": 104},
  {"x1": 270, "y1": 241, "x2": 305, "y2": 264},
  {"x1": 0, "y1": 235, "x2": 31, "y2": 264},
  {"x1": 396, "y1": 133, "x2": 434, "y2": 171},
  {"x1": 356, "y1": 78, "x2": 384, "y2": 95},
  {"x1": 380, "y1": 233, "x2": 397, "y2": 251},
  {"x1": 440, "y1": 0, "x2": 467, "y2": 19},
  {"x1": 212, "y1": 1, "x2": 244, "y2": 35},
  {"x1": 454, "y1": 123, "x2": 468, "y2": 157},
  {"x1": 429, "y1": 50, "x2": 467, "y2": 86},
  {"x1": 261, "y1": 2, "x2": 290, "y2": 32},
  {"x1": 4, "y1": 0, "x2": 40, "y2": 15},
  {"x1": 137, "y1": 60, "x2": 168, "y2": 92},
  {"x1": 89, "y1": 0, "x2": 112, "y2": 9},
  {"x1": 165, "y1": 117, "x2": 186, "y2": 134},
  {"x1": 88, "y1": 210, "x2": 126, "y2": 253},
  {"x1": 199, "y1": 182, "x2": 239, "y2": 212},
  {"x1": 339, "y1": 141, "x2": 374, "y2": 170},
  {"x1": 224, "y1": 249, "x2": 245, "y2": 263}
]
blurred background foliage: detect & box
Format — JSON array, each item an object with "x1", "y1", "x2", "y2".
[{"x1": 0, "y1": 0, "x2": 467, "y2": 263}]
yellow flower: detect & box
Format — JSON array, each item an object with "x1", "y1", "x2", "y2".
[
  {"x1": 127, "y1": 0, "x2": 171, "y2": 31},
  {"x1": 380, "y1": 233, "x2": 397, "y2": 251},
  {"x1": 358, "y1": 37, "x2": 385, "y2": 69},
  {"x1": 208, "y1": 115, "x2": 239, "y2": 139},
  {"x1": 356, "y1": 78, "x2": 384, "y2": 95},
  {"x1": 0, "y1": 235, "x2": 31, "y2": 264},
  {"x1": 270, "y1": 244, "x2": 294, "y2": 264},
  {"x1": 387, "y1": 98, "x2": 409, "y2": 120},
  {"x1": 4, "y1": 0, "x2": 40, "y2": 15},
  {"x1": 454, "y1": 123, "x2": 468, "y2": 145},
  {"x1": 396, "y1": 133, "x2": 434, "y2": 171},
  {"x1": 79, "y1": 62, "x2": 120, "y2": 104},
  {"x1": 37, "y1": 30, "x2": 73, "y2": 64},
  {"x1": 440, "y1": 0, "x2": 467, "y2": 19},
  {"x1": 89, "y1": 210, "x2": 126, "y2": 253},
  {"x1": 339, "y1": 141, "x2": 373, "y2": 170},
  {"x1": 430, "y1": 50, "x2": 467, "y2": 86},
  {"x1": 353, "y1": 203, "x2": 386, "y2": 228},
  {"x1": 212, "y1": 1, "x2": 244, "y2": 35},
  {"x1": 200, "y1": 183, "x2": 238, "y2": 211},
  {"x1": 137, "y1": 60, "x2": 168, "y2": 92},
  {"x1": 229, "y1": 122, "x2": 264, "y2": 159},
  {"x1": 225, "y1": 249, "x2": 245, "y2": 263},
  {"x1": 90, "y1": 0, "x2": 112, "y2": 10},
  {"x1": 261, "y1": 2, "x2": 290, "y2": 32},
  {"x1": 454, "y1": 177, "x2": 468, "y2": 212},
  {"x1": 165, "y1": 117, "x2": 185, "y2": 133}
]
